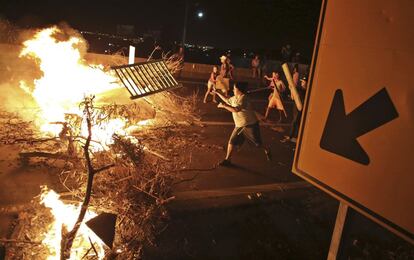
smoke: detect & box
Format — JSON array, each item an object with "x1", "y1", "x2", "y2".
[{"x1": 0, "y1": 20, "x2": 37, "y2": 121}]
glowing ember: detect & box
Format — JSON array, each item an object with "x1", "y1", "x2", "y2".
[
  {"x1": 18, "y1": 26, "x2": 128, "y2": 147},
  {"x1": 40, "y1": 187, "x2": 105, "y2": 259}
]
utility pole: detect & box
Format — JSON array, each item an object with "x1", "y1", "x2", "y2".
[{"x1": 181, "y1": 0, "x2": 189, "y2": 48}]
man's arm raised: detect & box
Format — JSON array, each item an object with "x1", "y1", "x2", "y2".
[
  {"x1": 212, "y1": 90, "x2": 230, "y2": 104},
  {"x1": 217, "y1": 102, "x2": 241, "y2": 113}
]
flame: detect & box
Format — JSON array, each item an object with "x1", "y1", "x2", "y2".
[
  {"x1": 40, "y1": 187, "x2": 105, "y2": 259},
  {"x1": 19, "y1": 26, "x2": 127, "y2": 148},
  {"x1": 84, "y1": 118, "x2": 127, "y2": 150}
]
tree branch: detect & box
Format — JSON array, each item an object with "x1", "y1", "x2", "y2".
[
  {"x1": 95, "y1": 164, "x2": 115, "y2": 174},
  {"x1": 60, "y1": 96, "x2": 112, "y2": 260},
  {"x1": 0, "y1": 238, "x2": 41, "y2": 245}
]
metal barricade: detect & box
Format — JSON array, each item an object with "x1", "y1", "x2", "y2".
[{"x1": 111, "y1": 59, "x2": 180, "y2": 100}]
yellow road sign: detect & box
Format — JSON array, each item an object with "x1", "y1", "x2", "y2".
[{"x1": 293, "y1": 0, "x2": 414, "y2": 243}]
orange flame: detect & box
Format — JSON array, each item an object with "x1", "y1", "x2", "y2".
[
  {"x1": 40, "y1": 187, "x2": 105, "y2": 259},
  {"x1": 19, "y1": 26, "x2": 127, "y2": 149}
]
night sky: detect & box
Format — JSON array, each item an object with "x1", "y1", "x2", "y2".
[{"x1": 1, "y1": 0, "x2": 322, "y2": 57}]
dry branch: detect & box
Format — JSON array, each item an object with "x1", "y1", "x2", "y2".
[
  {"x1": 4, "y1": 73, "x2": 202, "y2": 258},
  {"x1": 19, "y1": 151, "x2": 78, "y2": 160},
  {"x1": 143, "y1": 146, "x2": 171, "y2": 161},
  {"x1": 0, "y1": 238, "x2": 41, "y2": 245},
  {"x1": 60, "y1": 96, "x2": 114, "y2": 260}
]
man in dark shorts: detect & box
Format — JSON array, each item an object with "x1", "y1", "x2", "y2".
[
  {"x1": 213, "y1": 82, "x2": 272, "y2": 166},
  {"x1": 282, "y1": 75, "x2": 307, "y2": 143}
]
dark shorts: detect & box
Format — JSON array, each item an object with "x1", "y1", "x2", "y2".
[{"x1": 229, "y1": 122, "x2": 262, "y2": 147}]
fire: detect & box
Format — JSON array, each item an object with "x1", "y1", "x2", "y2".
[
  {"x1": 40, "y1": 187, "x2": 105, "y2": 259},
  {"x1": 84, "y1": 118, "x2": 127, "y2": 149},
  {"x1": 19, "y1": 26, "x2": 127, "y2": 148}
]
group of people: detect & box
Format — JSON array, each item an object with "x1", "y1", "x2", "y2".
[
  {"x1": 281, "y1": 44, "x2": 301, "y2": 63},
  {"x1": 251, "y1": 49, "x2": 301, "y2": 80},
  {"x1": 203, "y1": 55, "x2": 234, "y2": 103},
  {"x1": 203, "y1": 55, "x2": 308, "y2": 167},
  {"x1": 263, "y1": 63, "x2": 305, "y2": 124}
]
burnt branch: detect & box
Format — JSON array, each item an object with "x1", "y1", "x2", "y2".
[
  {"x1": 60, "y1": 96, "x2": 113, "y2": 260},
  {"x1": 95, "y1": 163, "x2": 115, "y2": 174}
]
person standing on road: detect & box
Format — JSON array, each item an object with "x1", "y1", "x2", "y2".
[
  {"x1": 264, "y1": 72, "x2": 287, "y2": 122},
  {"x1": 281, "y1": 44, "x2": 292, "y2": 62},
  {"x1": 251, "y1": 55, "x2": 261, "y2": 79},
  {"x1": 216, "y1": 55, "x2": 231, "y2": 97},
  {"x1": 212, "y1": 82, "x2": 272, "y2": 166},
  {"x1": 292, "y1": 52, "x2": 301, "y2": 63},
  {"x1": 227, "y1": 54, "x2": 235, "y2": 80},
  {"x1": 203, "y1": 66, "x2": 218, "y2": 103},
  {"x1": 282, "y1": 75, "x2": 308, "y2": 143},
  {"x1": 292, "y1": 64, "x2": 299, "y2": 89}
]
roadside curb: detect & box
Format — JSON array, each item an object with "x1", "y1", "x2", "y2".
[
  {"x1": 197, "y1": 121, "x2": 291, "y2": 127},
  {"x1": 169, "y1": 181, "x2": 312, "y2": 211}
]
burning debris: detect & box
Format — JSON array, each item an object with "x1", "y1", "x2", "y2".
[
  {"x1": 40, "y1": 187, "x2": 106, "y2": 259},
  {"x1": 0, "y1": 24, "x2": 199, "y2": 259}
]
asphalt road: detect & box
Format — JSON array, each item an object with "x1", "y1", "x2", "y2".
[
  {"x1": 171, "y1": 83, "x2": 304, "y2": 195},
  {"x1": 1, "y1": 82, "x2": 412, "y2": 259}
]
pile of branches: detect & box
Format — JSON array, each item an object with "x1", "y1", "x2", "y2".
[
  {"x1": 3, "y1": 94, "x2": 199, "y2": 259},
  {"x1": 163, "y1": 51, "x2": 183, "y2": 75},
  {"x1": 0, "y1": 110, "x2": 37, "y2": 144},
  {"x1": 143, "y1": 91, "x2": 199, "y2": 124}
]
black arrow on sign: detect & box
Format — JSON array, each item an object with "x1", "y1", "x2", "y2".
[{"x1": 320, "y1": 88, "x2": 398, "y2": 165}]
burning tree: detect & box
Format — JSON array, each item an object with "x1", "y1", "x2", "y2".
[
  {"x1": 1, "y1": 25, "x2": 199, "y2": 259},
  {"x1": 58, "y1": 96, "x2": 114, "y2": 259}
]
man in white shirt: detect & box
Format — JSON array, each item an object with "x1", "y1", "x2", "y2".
[{"x1": 213, "y1": 82, "x2": 272, "y2": 166}]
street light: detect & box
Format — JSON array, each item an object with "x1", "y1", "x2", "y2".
[{"x1": 197, "y1": 11, "x2": 204, "y2": 18}]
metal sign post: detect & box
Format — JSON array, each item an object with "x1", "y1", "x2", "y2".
[{"x1": 327, "y1": 202, "x2": 349, "y2": 260}]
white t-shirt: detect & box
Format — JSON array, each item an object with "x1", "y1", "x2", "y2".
[{"x1": 226, "y1": 94, "x2": 258, "y2": 127}]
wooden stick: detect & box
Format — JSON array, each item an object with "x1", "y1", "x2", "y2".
[
  {"x1": 143, "y1": 146, "x2": 171, "y2": 161},
  {"x1": 81, "y1": 246, "x2": 93, "y2": 259},
  {"x1": 88, "y1": 237, "x2": 99, "y2": 257},
  {"x1": 133, "y1": 185, "x2": 160, "y2": 201},
  {"x1": 19, "y1": 151, "x2": 78, "y2": 160},
  {"x1": 115, "y1": 175, "x2": 133, "y2": 183},
  {"x1": 159, "y1": 196, "x2": 176, "y2": 204},
  {"x1": 95, "y1": 164, "x2": 115, "y2": 174},
  {"x1": 0, "y1": 238, "x2": 41, "y2": 245}
]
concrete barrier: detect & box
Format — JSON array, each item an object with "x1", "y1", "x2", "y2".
[
  {"x1": 0, "y1": 43, "x2": 309, "y2": 86},
  {"x1": 82, "y1": 51, "x2": 310, "y2": 86}
]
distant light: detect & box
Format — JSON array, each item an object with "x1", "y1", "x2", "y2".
[{"x1": 197, "y1": 11, "x2": 204, "y2": 18}]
